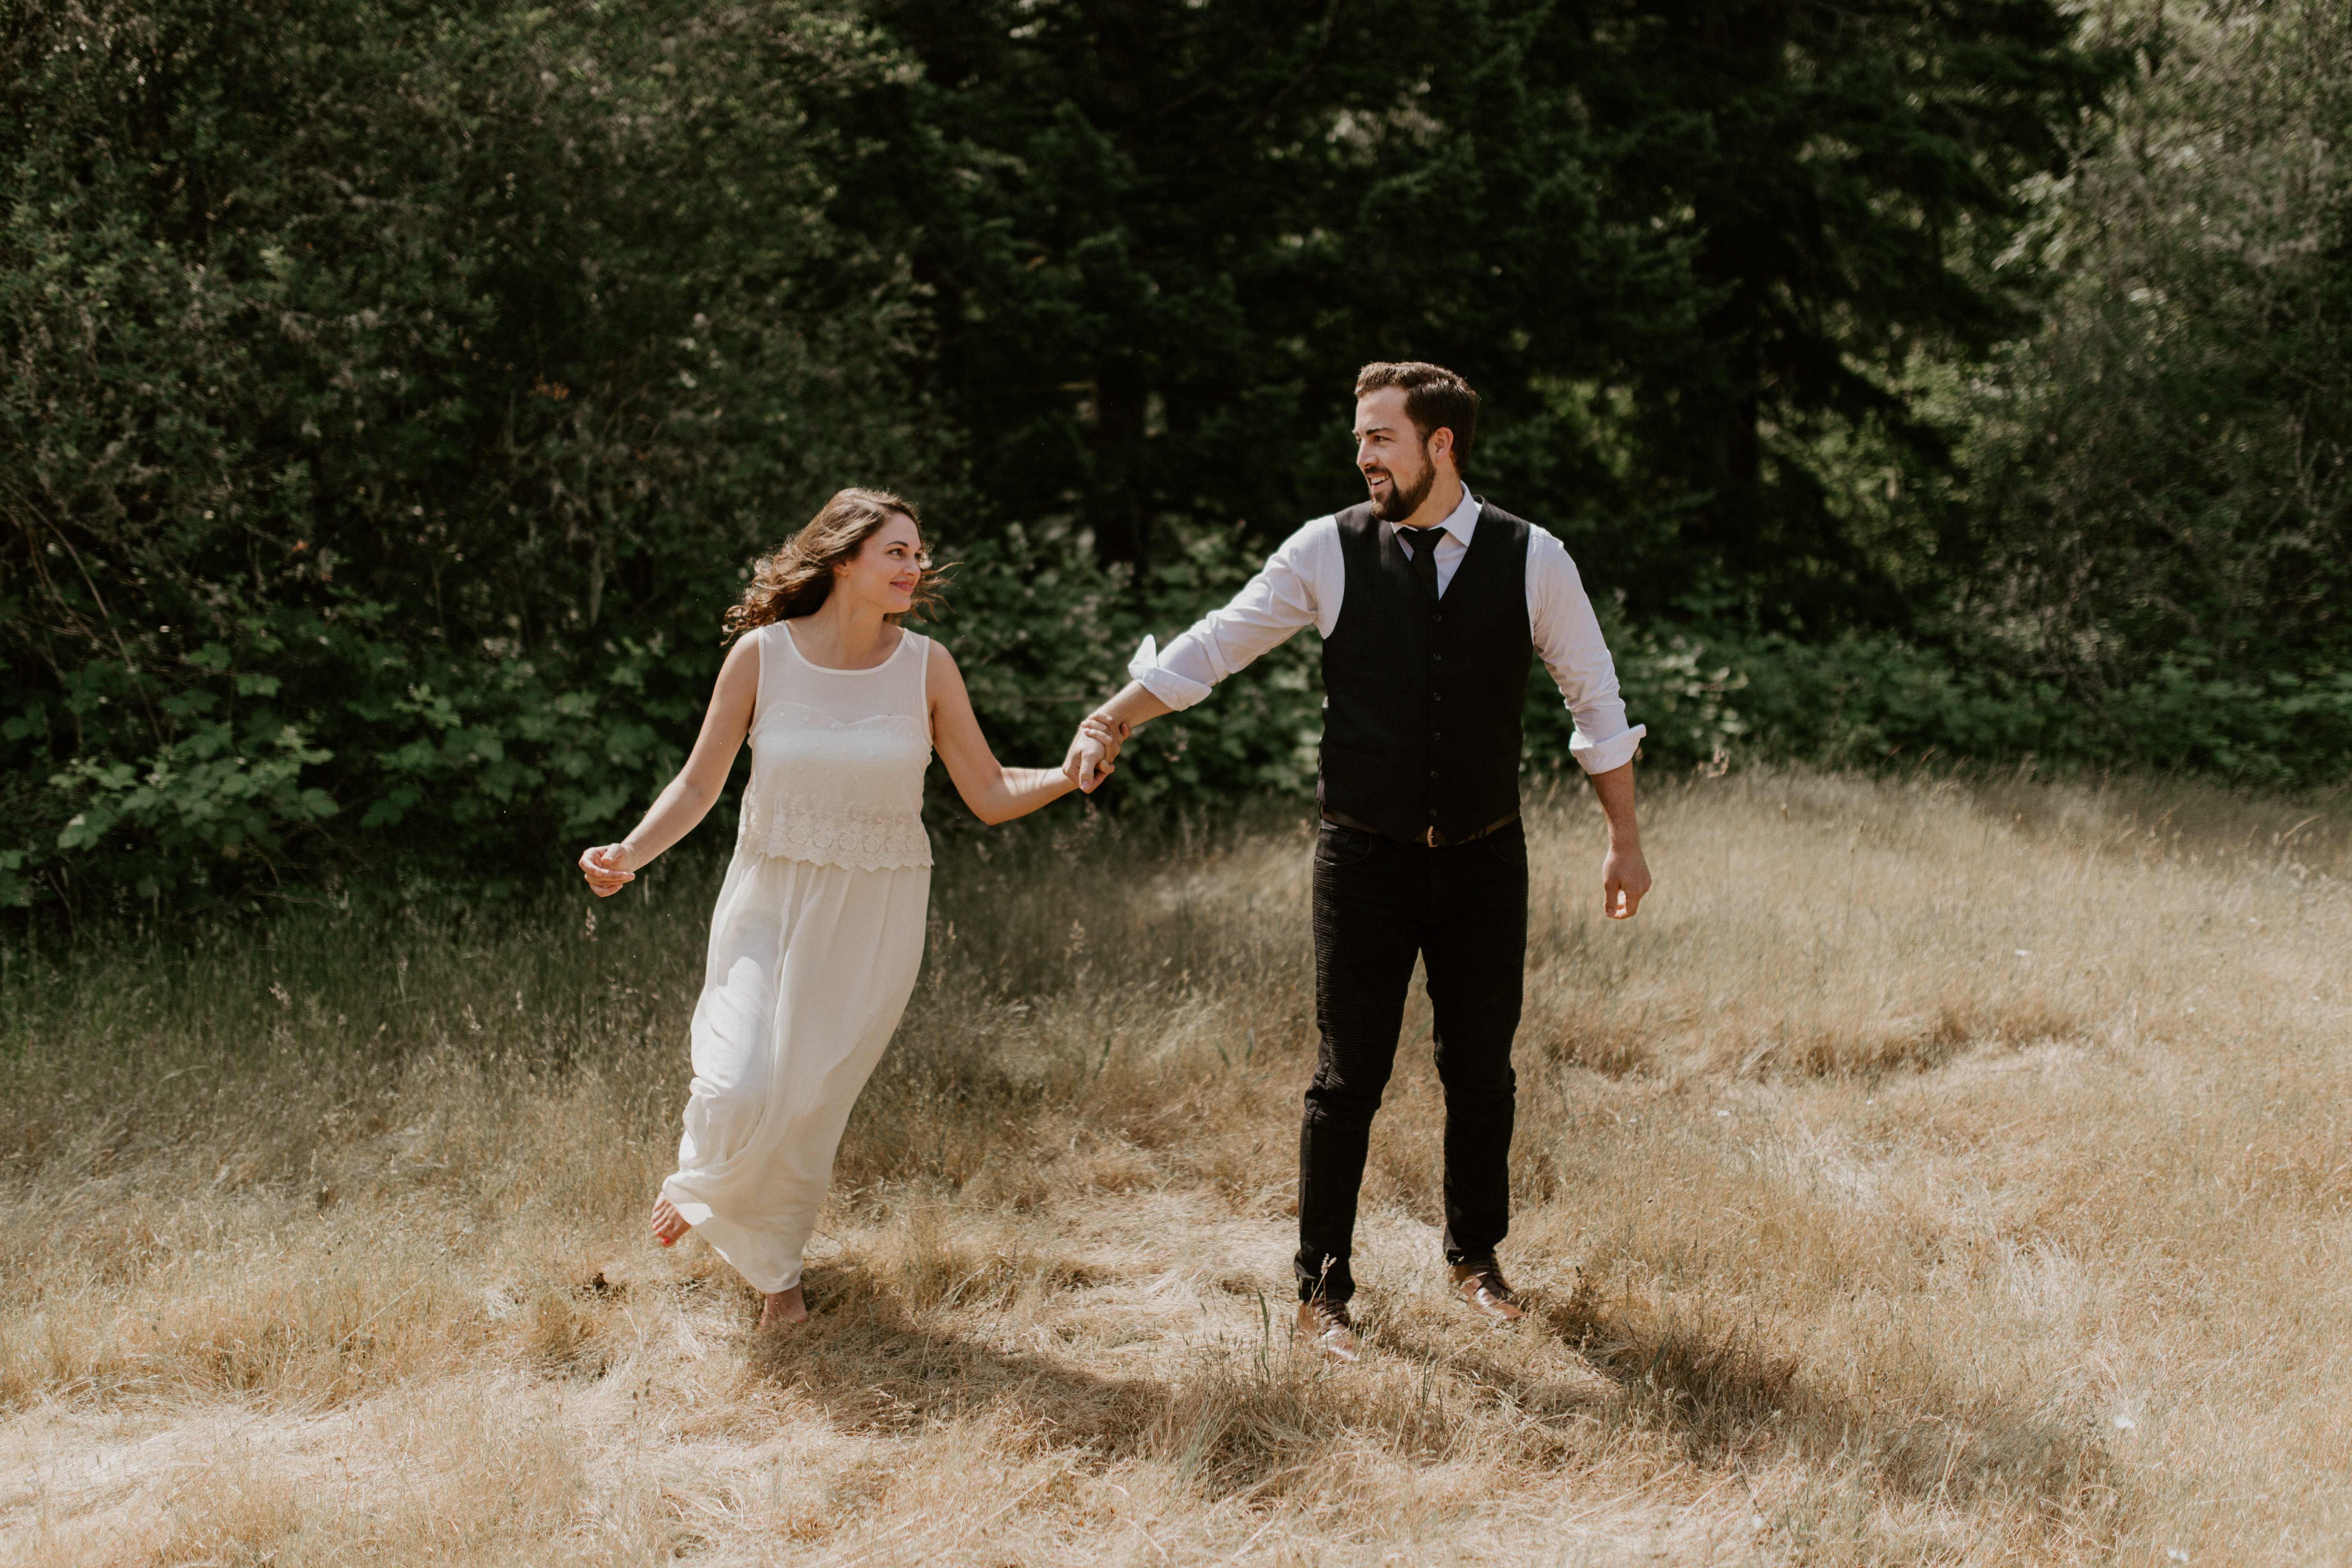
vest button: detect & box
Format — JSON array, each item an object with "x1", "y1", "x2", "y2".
[
  {"x1": 1429, "y1": 770, "x2": 1438, "y2": 780},
  {"x1": 1432, "y1": 652, "x2": 1442, "y2": 661}
]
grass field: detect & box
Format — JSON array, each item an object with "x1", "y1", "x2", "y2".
[{"x1": 2, "y1": 766, "x2": 2349, "y2": 1566}]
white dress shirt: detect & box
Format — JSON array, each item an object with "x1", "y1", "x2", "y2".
[{"x1": 1129, "y1": 485, "x2": 1646, "y2": 775}]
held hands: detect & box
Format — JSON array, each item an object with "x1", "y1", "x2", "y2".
[
  {"x1": 1063, "y1": 714, "x2": 1131, "y2": 793},
  {"x1": 579, "y1": 842, "x2": 637, "y2": 898},
  {"x1": 1601, "y1": 842, "x2": 1651, "y2": 920}
]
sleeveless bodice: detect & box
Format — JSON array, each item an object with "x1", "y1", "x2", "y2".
[{"x1": 735, "y1": 622, "x2": 933, "y2": 870}]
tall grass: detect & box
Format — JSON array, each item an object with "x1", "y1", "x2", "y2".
[{"x1": 2, "y1": 768, "x2": 2348, "y2": 1564}]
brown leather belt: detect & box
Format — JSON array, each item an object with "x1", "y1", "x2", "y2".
[{"x1": 1319, "y1": 807, "x2": 1520, "y2": 849}]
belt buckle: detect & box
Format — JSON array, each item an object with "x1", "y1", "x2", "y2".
[{"x1": 1423, "y1": 825, "x2": 1441, "y2": 848}]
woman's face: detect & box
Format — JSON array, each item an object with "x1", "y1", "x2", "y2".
[{"x1": 835, "y1": 512, "x2": 925, "y2": 614}]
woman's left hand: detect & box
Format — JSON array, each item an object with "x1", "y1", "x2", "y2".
[{"x1": 579, "y1": 843, "x2": 637, "y2": 897}]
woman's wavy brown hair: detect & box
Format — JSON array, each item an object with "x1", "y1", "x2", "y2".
[{"x1": 724, "y1": 487, "x2": 942, "y2": 636}]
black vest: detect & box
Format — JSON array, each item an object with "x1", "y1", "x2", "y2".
[{"x1": 1317, "y1": 500, "x2": 1535, "y2": 844}]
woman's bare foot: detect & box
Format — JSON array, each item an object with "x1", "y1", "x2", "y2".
[
  {"x1": 651, "y1": 1196, "x2": 690, "y2": 1247},
  {"x1": 756, "y1": 1284, "x2": 808, "y2": 1331}
]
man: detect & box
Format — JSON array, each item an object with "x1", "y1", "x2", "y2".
[{"x1": 1069, "y1": 362, "x2": 1650, "y2": 1361}]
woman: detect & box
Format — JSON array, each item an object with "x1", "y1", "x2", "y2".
[{"x1": 577, "y1": 488, "x2": 1111, "y2": 1332}]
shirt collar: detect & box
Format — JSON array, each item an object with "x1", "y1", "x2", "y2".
[
  {"x1": 1386, "y1": 481, "x2": 1481, "y2": 544},
  {"x1": 1435, "y1": 483, "x2": 1481, "y2": 543}
]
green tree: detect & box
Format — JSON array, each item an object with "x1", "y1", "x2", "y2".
[
  {"x1": 864, "y1": 0, "x2": 1714, "y2": 568},
  {"x1": 848, "y1": 0, "x2": 2113, "y2": 626},
  {"x1": 1960, "y1": 0, "x2": 2352, "y2": 777},
  {"x1": 1550, "y1": 0, "x2": 2120, "y2": 624},
  {"x1": 0, "y1": 0, "x2": 931, "y2": 913}
]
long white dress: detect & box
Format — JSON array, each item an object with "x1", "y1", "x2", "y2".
[{"x1": 661, "y1": 620, "x2": 933, "y2": 1294}]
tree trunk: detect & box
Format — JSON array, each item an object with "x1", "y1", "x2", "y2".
[{"x1": 1089, "y1": 356, "x2": 1151, "y2": 568}]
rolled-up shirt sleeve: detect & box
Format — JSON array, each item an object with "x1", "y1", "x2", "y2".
[
  {"x1": 1528, "y1": 529, "x2": 1646, "y2": 774},
  {"x1": 1128, "y1": 518, "x2": 1333, "y2": 711}
]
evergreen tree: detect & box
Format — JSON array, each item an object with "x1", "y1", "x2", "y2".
[{"x1": 852, "y1": 0, "x2": 2114, "y2": 627}]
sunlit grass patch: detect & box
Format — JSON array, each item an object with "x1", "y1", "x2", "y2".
[{"x1": 2, "y1": 767, "x2": 2348, "y2": 1564}]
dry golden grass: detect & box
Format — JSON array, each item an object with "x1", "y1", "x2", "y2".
[{"x1": 3, "y1": 766, "x2": 2350, "y2": 1565}]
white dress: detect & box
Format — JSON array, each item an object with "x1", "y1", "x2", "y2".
[{"x1": 661, "y1": 620, "x2": 934, "y2": 1294}]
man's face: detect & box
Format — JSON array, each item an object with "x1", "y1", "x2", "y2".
[{"x1": 1353, "y1": 388, "x2": 1435, "y2": 522}]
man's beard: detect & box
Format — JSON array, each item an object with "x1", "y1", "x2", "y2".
[{"x1": 1366, "y1": 453, "x2": 1434, "y2": 522}]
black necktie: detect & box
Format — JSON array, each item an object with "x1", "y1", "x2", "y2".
[{"x1": 1400, "y1": 526, "x2": 1442, "y2": 600}]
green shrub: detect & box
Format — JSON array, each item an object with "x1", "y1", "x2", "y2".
[{"x1": 1614, "y1": 625, "x2": 2352, "y2": 785}]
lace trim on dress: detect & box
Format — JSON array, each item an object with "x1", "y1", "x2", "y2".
[{"x1": 736, "y1": 798, "x2": 932, "y2": 871}]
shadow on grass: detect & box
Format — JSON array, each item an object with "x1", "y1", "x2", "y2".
[
  {"x1": 1508, "y1": 1277, "x2": 2120, "y2": 1519},
  {"x1": 748, "y1": 1258, "x2": 1471, "y2": 1503},
  {"x1": 728, "y1": 1234, "x2": 2116, "y2": 1528},
  {"x1": 746, "y1": 1260, "x2": 1159, "y2": 1450}
]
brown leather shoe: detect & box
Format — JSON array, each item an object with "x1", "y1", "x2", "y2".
[
  {"x1": 1450, "y1": 1261, "x2": 1524, "y2": 1324},
  {"x1": 1293, "y1": 1298, "x2": 1359, "y2": 1362}
]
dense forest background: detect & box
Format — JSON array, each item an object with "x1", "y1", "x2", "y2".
[{"x1": 4, "y1": 0, "x2": 2348, "y2": 918}]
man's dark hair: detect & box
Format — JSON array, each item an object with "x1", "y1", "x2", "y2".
[{"x1": 1354, "y1": 361, "x2": 1480, "y2": 469}]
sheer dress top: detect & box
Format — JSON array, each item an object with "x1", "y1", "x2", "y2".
[{"x1": 734, "y1": 621, "x2": 933, "y2": 871}]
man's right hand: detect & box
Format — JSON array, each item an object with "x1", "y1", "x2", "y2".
[{"x1": 1065, "y1": 714, "x2": 1129, "y2": 793}]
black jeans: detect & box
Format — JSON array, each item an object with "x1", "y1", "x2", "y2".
[{"x1": 1294, "y1": 819, "x2": 1529, "y2": 1302}]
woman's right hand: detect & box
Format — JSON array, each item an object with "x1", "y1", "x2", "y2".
[{"x1": 579, "y1": 843, "x2": 637, "y2": 897}]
